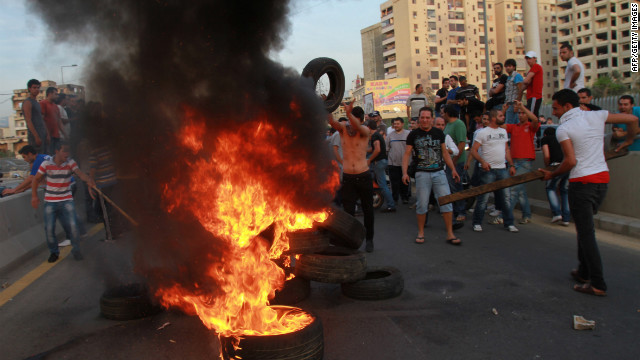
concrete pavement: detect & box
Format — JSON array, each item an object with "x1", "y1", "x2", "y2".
[{"x1": 1, "y1": 203, "x2": 639, "y2": 360}]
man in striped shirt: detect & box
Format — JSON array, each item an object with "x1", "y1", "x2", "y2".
[{"x1": 31, "y1": 141, "x2": 96, "y2": 262}]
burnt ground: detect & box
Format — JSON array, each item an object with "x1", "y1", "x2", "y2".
[{"x1": 1, "y1": 203, "x2": 639, "y2": 360}]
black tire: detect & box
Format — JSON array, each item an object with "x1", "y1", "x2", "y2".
[
  {"x1": 220, "y1": 306, "x2": 323, "y2": 360},
  {"x1": 317, "y1": 207, "x2": 365, "y2": 250},
  {"x1": 295, "y1": 246, "x2": 367, "y2": 283},
  {"x1": 341, "y1": 266, "x2": 404, "y2": 301},
  {"x1": 271, "y1": 276, "x2": 311, "y2": 306},
  {"x1": 286, "y1": 228, "x2": 331, "y2": 255},
  {"x1": 100, "y1": 283, "x2": 162, "y2": 321},
  {"x1": 372, "y1": 189, "x2": 383, "y2": 209},
  {"x1": 302, "y1": 57, "x2": 345, "y2": 112}
]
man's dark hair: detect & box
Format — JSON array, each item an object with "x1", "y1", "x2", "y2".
[
  {"x1": 351, "y1": 106, "x2": 365, "y2": 121},
  {"x1": 577, "y1": 88, "x2": 591, "y2": 96},
  {"x1": 365, "y1": 119, "x2": 377, "y2": 130},
  {"x1": 418, "y1": 106, "x2": 434, "y2": 118},
  {"x1": 442, "y1": 77, "x2": 449, "y2": 85},
  {"x1": 338, "y1": 117, "x2": 348, "y2": 122},
  {"x1": 415, "y1": 84, "x2": 422, "y2": 91},
  {"x1": 54, "y1": 140, "x2": 70, "y2": 152},
  {"x1": 449, "y1": 75, "x2": 458, "y2": 81},
  {"x1": 46, "y1": 87, "x2": 57, "y2": 96},
  {"x1": 619, "y1": 95, "x2": 635, "y2": 105},
  {"x1": 583, "y1": 103, "x2": 602, "y2": 111},
  {"x1": 27, "y1": 79, "x2": 41, "y2": 88},
  {"x1": 459, "y1": 75, "x2": 467, "y2": 82},
  {"x1": 543, "y1": 126, "x2": 557, "y2": 137},
  {"x1": 552, "y1": 89, "x2": 580, "y2": 108},
  {"x1": 560, "y1": 42, "x2": 573, "y2": 51},
  {"x1": 442, "y1": 105, "x2": 459, "y2": 118},
  {"x1": 493, "y1": 62, "x2": 503, "y2": 69},
  {"x1": 392, "y1": 117, "x2": 404, "y2": 124},
  {"x1": 18, "y1": 145, "x2": 37, "y2": 155},
  {"x1": 55, "y1": 93, "x2": 66, "y2": 105},
  {"x1": 504, "y1": 58, "x2": 517, "y2": 68}
]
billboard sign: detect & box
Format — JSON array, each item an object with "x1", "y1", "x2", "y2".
[{"x1": 364, "y1": 78, "x2": 411, "y2": 114}]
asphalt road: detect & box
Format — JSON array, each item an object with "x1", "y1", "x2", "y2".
[{"x1": 1, "y1": 204, "x2": 639, "y2": 360}]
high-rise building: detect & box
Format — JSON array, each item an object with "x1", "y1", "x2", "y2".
[
  {"x1": 361, "y1": 24, "x2": 386, "y2": 81},
  {"x1": 557, "y1": 0, "x2": 637, "y2": 89},
  {"x1": 369, "y1": 0, "x2": 558, "y2": 101}
]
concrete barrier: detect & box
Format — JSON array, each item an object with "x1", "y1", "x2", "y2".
[{"x1": 0, "y1": 189, "x2": 48, "y2": 274}]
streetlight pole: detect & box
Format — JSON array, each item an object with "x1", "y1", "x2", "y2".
[{"x1": 60, "y1": 64, "x2": 78, "y2": 85}]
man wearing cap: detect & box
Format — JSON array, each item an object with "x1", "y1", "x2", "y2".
[
  {"x1": 521, "y1": 51, "x2": 544, "y2": 117},
  {"x1": 406, "y1": 84, "x2": 429, "y2": 122},
  {"x1": 369, "y1": 111, "x2": 386, "y2": 135}
]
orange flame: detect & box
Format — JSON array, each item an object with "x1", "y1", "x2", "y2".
[{"x1": 157, "y1": 107, "x2": 338, "y2": 337}]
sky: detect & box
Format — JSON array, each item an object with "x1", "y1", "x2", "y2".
[{"x1": 0, "y1": 0, "x2": 380, "y2": 119}]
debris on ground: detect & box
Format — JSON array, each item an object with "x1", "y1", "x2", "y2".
[
  {"x1": 2, "y1": 282, "x2": 10, "y2": 289},
  {"x1": 169, "y1": 339, "x2": 176, "y2": 343},
  {"x1": 157, "y1": 322, "x2": 171, "y2": 330},
  {"x1": 573, "y1": 315, "x2": 596, "y2": 330},
  {"x1": 492, "y1": 308, "x2": 498, "y2": 315}
]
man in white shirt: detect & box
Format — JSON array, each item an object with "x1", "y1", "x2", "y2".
[
  {"x1": 540, "y1": 89, "x2": 638, "y2": 296},
  {"x1": 406, "y1": 84, "x2": 429, "y2": 122},
  {"x1": 559, "y1": 43, "x2": 585, "y2": 92},
  {"x1": 470, "y1": 109, "x2": 519, "y2": 233}
]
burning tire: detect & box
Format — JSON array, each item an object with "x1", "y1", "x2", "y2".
[
  {"x1": 220, "y1": 306, "x2": 323, "y2": 360},
  {"x1": 100, "y1": 283, "x2": 162, "y2": 321},
  {"x1": 286, "y1": 228, "x2": 331, "y2": 255},
  {"x1": 271, "y1": 275, "x2": 311, "y2": 306},
  {"x1": 317, "y1": 207, "x2": 365, "y2": 250},
  {"x1": 302, "y1": 57, "x2": 345, "y2": 112},
  {"x1": 295, "y1": 246, "x2": 367, "y2": 283},
  {"x1": 341, "y1": 266, "x2": 404, "y2": 301}
]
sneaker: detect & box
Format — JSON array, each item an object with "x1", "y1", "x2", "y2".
[
  {"x1": 47, "y1": 253, "x2": 59, "y2": 263},
  {"x1": 551, "y1": 215, "x2": 562, "y2": 223},
  {"x1": 487, "y1": 204, "x2": 496, "y2": 211},
  {"x1": 508, "y1": 225, "x2": 520, "y2": 233},
  {"x1": 58, "y1": 239, "x2": 72, "y2": 247},
  {"x1": 489, "y1": 209, "x2": 502, "y2": 217},
  {"x1": 489, "y1": 217, "x2": 504, "y2": 225},
  {"x1": 73, "y1": 252, "x2": 84, "y2": 261},
  {"x1": 519, "y1": 218, "x2": 531, "y2": 224},
  {"x1": 473, "y1": 224, "x2": 483, "y2": 232},
  {"x1": 561, "y1": 221, "x2": 570, "y2": 226},
  {"x1": 365, "y1": 239, "x2": 374, "y2": 253},
  {"x1": 380, "y1": 207, "x2": 396, "y2": 213}
]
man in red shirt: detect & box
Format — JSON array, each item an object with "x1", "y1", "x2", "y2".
[
  {"x1": 506, "y1": 101, "x2": 540, "y2": 224},
  {"x1": 521, "y1": 51, "x2": 543, "y2": 117},
  {"x1": 40, "y1": 87, "x2": 66, "y2": 155}
]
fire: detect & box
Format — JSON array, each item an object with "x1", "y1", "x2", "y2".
[{"x1": 157, "y1": 107, "x2": 338, "y2": 337}]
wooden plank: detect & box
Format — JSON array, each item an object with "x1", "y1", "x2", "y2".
[{"x1": 437, "y1": 149, "x2": 628, "y2": 206}]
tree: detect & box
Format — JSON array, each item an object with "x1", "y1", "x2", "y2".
[{"x1": 591, "y1": 71, "x2": 627, "y2": 98}]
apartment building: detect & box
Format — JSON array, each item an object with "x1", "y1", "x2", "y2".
[
  {"x1": 371, "y1": 0, "x2": 558, "y2": 101},
  {"x1": 557, "y1": 0, "x2": 637, "y2": 89},
  {"x1": 361, "y1": 24, "x2": 386, "y2": 82}
]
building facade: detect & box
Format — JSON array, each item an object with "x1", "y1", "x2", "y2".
[{"x1": 361, "y1": 24, "x2": 386, "y2": 82}]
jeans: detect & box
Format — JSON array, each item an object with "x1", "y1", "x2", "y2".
[
  {"x1": 342, "y1": 171, "x2": 374, "y2": 241},
  {"x1": 388, "y1": 165, "x2": 409, "y2": 202},
  {"x1": 415, "y1": 170, "x2": 452, "y2": 215},
  {"x1": 546, "y1": 173, "x2": 570, "y2": 222},
  {"x1": 373, "y1": 159, "x2": 395, "y2": 209},
  {"x1": 44, "y1": 200, "x2": 81, "y2": 255},
  {"x1": 505, "y1": 104, "x2": 518, "y2": 125},
  {"x1": 509, "y1": 159, "x2": 532, "y2": 219},
  {"x1": 569, "y1": 182, "x2": 608, "y2": 291},
  {"x1": 473, "y1": 168, "x2": 514, "y2": 227},
  {"x1": 445, "y1": 162, "x2": 467, "y2": 218}
]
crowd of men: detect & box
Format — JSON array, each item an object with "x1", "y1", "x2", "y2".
[{"x1": 328, "y1": 44, "x2": 639, "y2": 298}]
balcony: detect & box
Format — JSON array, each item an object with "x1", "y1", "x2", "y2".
[
  {"x1": 383, "y1": 60, "x2": 397, "y2": 69},
  {"x1": 382, "y1": 36, "x2": 395, "y2": 46},
  {"x1": 381, "y1": 23, "x2": 394, "y2": 34},
  {"x1": 383, "y1": 47, "x2": 396, "y2": 57}
]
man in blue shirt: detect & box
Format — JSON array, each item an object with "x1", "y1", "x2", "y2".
[
  {"x1": 446, "y1": 75, "x2": 461, "y2": 114},
  {"x1": 2, "y1": 145, "x2": 50, "y2": 196},
  {"x1": 614, "y1": 95, "x2": 640, "y2": 151}
]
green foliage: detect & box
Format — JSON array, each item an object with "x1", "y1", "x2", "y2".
[{"x1": 592, "y1": 72, "x2": 628, "y2": 98}]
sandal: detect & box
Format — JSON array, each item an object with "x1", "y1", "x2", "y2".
[
  {"x1": 415, "y1": 236, "x2": 425, "y2": 244},
  {"x1": 446, "y1": 237, "x2": 462, "y2": 246},
  {"x1": 456, "y1": 215, "x2": 466, "y2": 222},
  {"x1": 573, "y1": 284, "x2": 606, "y2": 297},
  {"x1": 570, "y1": 269, "x2": 588, "y2": 284}
]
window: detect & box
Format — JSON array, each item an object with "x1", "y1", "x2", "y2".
[
  {"x1": 415, "y1": 36, "x2": 419, "y2": 41},
  {"x1": 428, "y1": 22, "x2": 437, "y2": 31},
  {"x1": 417, "y1": 74, "x2": 421, "y2": 79},
  {"x1": 415, "y1": 49, "x2": 420, "y2": 54},
  {"x1": 430, "y1": 46, "x2": 438, "y2": 54},
  {"x1": 621, "y1": 2, "x2": 629, "y2": 10},
  {"x1": 413, "y1": 11, "x2": 417, "y2": 19},
  {"x1": 430, "y1": 71, "x2": 439, "y2": 79},
  {"x1": 450, "y1": 48, "x2": 457, "y2": 55},
  {"x1": 509, "y1": 50, "x2": 513, "y2": 54},
  {"x1": 612, "y1": 58, "x2": 618, "y2": 67},
  {"x1": 507, "y1": 4, "x2": 510, "y2": 8},
  {"x1": 412, "y1": 0, "x2": 416, "y2": 4},
  {"x1": 427, "y1": 10, "x2": 436, "y2": 18},
  {"x1": 432, "y1": 84, "x2": 439, "y2": 90},
  {"x1": 416, "y1": 61, "x2": 421, "y2": 66},
  {"x1": 414, "y1": 24, "x2": 419, "y2": 32},
  {"x1": 508, "y1": 39, "x2": 512, "y2": 43}
]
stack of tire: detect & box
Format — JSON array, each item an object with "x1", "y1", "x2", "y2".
[{"x1": 273, "y1": 207, "x2": 403, "y2": 304}]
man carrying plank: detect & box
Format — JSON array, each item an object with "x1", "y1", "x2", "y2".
[
  {"x1": 539, "y1": 89, "x2": 638, "y2": 297},
  {"x1": 469, "y1": 109, "x2": 520, "y2": 233}
]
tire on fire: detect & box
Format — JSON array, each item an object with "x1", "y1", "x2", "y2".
[
  {"x1": 341, "y1": 266, "x2": 404, "y2": 301},
  {"x1": 295, "y1": 246, "x2": 367, "y2": 283},
  {"x1": 271, "y1": 275, "x2": 311, "y2": 306},
  {"x1": 302, "y1": 57, "x2": 345, "y2": 113},
  {"x1": 100, "y1": 283, "x2": 162, "y2": 321},
  {"x1": 316, "y1": 207, "x2": 365, "y2": 250},
  {"x1": 286, "y1": 228, "x2": 331, "y2": 255},
  {"x1": 220, "y1": 306, "x2": 323, "y2": 360}
]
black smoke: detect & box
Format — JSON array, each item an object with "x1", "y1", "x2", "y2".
[{"x1": 27, "y1": 0, "x2": 336, "y2": 297}]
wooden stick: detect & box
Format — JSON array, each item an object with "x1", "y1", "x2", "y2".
[
  {"x1": 437, "y1": 149, "x2": 628, "y2": 206},
  {"x1": 91, "y1": 186, "x2": 139, "y2": 227}
]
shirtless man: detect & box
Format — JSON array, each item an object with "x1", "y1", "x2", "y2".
[{"x1": 328, "y1": 102, "x2": 375, "y2": 252}]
